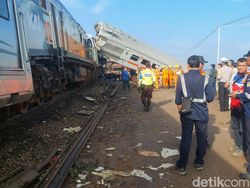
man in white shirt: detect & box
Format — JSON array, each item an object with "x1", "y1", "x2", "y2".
[{"x1": 217, "y1": 57, "x2": 233, "y2": 111}]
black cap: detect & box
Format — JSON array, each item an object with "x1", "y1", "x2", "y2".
[
  {"x1": 244, "y1": 50, "x2": 250, "y2": 57},
  {"x1": 198, "y1": 56, "x2": 208, "y2": 64},
  {"x1": 187, "y1": 55, "x2": 200, "y2": 68}
]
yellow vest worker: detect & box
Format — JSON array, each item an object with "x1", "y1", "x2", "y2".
[
  {"x1": 162, "y1": 67, "x2": 168, "y2": 88},
  {"x1": 138, "y1": 62, "x2": 156, "y2": 112},
  {"x1": 168, "y1": 66, "x2": 174, "y2": 88},
  {"x1": 155, "y1": 67, "x2": 160, "y2": 89},
  {"x1": 139, "y1": 68, "x2": 156, "y2": 86}
]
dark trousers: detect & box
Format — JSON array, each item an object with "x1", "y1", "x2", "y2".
[
  {"x1": 141, "y1": 85, "x2": 153, "y2": 105},
  {"x1": 123, "y1": 80, "x2": 130, "y2": 90},
  {"x1": 231, "y1": 108, "x2": 243, "y2": 150},
  {"x1": 210, "y1": 78, "x2": 217, "y2": 97},
  {"x1": 177, "y1": 116, "x2": 208, "y2": 168},
  {"x1": 218, "y1": 82, "x2": 229, "y2": 111},
  {"x1": 243, "y1": 117, "x2": 250, "y2": 172}
]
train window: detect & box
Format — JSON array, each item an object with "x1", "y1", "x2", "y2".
[
  {"x1": 40, "y1": 0, "x2": 47, "y2": 10},
  {"x1": 86, "y1": 39, "x2": 93, "y2": 48},
  {"x1": 79, "y1": 34, "x2": 83, "y2": 43},
  {"x1": 0, "y1": 0, "x2": 9, "y2": 20},
  {"x1": 130, "y1": 54, "x2": 139, "y2": 61},
  {"x1": 141, "y1": 59, "x2": 150, "y2": 65}
]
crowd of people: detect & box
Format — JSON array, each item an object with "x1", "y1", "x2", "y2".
[{"x1": 120, "y1": 50, "x2": 250, "y2": 180}]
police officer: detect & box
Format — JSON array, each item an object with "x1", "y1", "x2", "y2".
[
  {"x1": 175, "y1": 55, "x2": 214, "y2": 175},
  {"x1": 230, "y1": 50, "x2": 250, "y2": 180},
  {"x1": 138, "y1": 62, "x2": 156, "y2": 111}
]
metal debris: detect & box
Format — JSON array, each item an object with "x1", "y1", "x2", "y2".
[
  {"x1": 63, "y1": 126, "x2": 82, "y2": 133},
  {"x1": 105, "y1": 147, "x2": 116, "y2": 151},
  {"x1": 78, "y1": 110, "x2": 94, "y2": 115},
  {"x1": 147, "y1": 163, "x2": 174, "y2": 171},
  {"x1": 139, "y1": 150, "x2": 160, "y2": 157},
  {"x1": 130, "y1": 169, "x2": 153, "y2": 182},
  {"x1": 85, "y1": 97, "x2": 96, "y2": 102},
  {"x1": 161, "y1": 148, "x2": 179, "y2": 159}
]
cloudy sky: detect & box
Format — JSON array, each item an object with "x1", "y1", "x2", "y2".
[{"x1": 60, "y1": 0, "x2": 250, "y2": 67}]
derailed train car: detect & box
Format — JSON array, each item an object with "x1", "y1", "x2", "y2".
[{"x1": 0, "y1": 0, "x2": 98, "y2": 115}]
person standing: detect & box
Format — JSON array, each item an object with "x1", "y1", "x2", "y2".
[
  {"x1": 230, "y1": 51, "x2": 250, "y2": 180},
  {"x1": 175, "y1": 55, "x2": 214, "y2": 175},
  {"x1": 138, "y1": 62, "x2": 156, "y2": 111},
  {"x1": 229, "y1": 58, "x2": 247, "y2": 158},
  {"x1": 217, "y1": 57, "x2": 233, "y2": 111},
  {"x1": 209, "y1": 64, "x2": 218, "y2": 97},
  {"x1": 121, "y1": 67, "x2": 130, "y2": 90},
  {"x1": 155, "y1": 65, "x2": 160, "y2": 89}
]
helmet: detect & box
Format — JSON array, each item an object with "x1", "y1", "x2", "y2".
[
  {"x1": 162, "y1": 66, "x2": 165, "y2": 68},
  {"x1": 175, "y1": 65, "x2": 179, "y2": 68}
]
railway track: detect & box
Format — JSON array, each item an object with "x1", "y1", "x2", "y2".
[{"x1": 1, "y1": 84, "x2": 119, "y2": 188}]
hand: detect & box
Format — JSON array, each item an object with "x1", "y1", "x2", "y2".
[
  {"x1": 228, "y1": 92, "x2": 237, "y2": 99},
  {"x1": 177, "y1": 105, "x2": 182, "y2": 112},
  {"x1": 224, "y1": 82, "x2": 230, "y2": 88}
]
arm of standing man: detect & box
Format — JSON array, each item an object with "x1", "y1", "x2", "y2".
[
  {"x1": 175, "y1": 76, "x2": 183, "y2": 112},
  {"x1": 205, "y1": 76, "x2": 215, "y2": 103}
]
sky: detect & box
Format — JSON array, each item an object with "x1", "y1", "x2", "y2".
[{"x1": 60, "y1": 0, "x2": 250, "y2": 68}]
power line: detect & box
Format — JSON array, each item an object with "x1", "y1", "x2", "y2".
[{"x1": 187, "y1": 13, "x2": 250, "y2": 54}]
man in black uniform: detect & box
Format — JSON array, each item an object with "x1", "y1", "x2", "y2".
[{"x1": 175, "y1": 55, "x2": 214, "y2": 175}]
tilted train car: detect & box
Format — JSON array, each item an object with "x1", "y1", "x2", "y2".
[
  {"x1": 94, "y1": 22, "x2": 179, "y2": 70},
  {"x1": 0, "y1": 0, "x2": 98, "y2": 116}
]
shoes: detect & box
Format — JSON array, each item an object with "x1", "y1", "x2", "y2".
[
  {"x1": 239, "y1": 172, "x2": 250, "y2": 180},
  {"x1": 176, "y1": 167, "x2": 187, "y2": 175},
  {"x1": 194, "y1": 163, "x2": 204, "y2": 171}
]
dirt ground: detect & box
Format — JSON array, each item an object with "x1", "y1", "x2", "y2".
[{"x1": 65, "y1": 86, "x2": 247, "y2": 188}]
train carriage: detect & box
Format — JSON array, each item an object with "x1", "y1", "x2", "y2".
[{"x1": 0, "y1": 0, "x2": 98, "y2": 117}]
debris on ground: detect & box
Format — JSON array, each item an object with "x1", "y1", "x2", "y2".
[
  {"x1": 159, "y1": 131, "x2": 169, "y2": 134},
  {"x1": 78, "y1": 109, "x2": 94, "y2": 115},
  {"x1": 176, "y1": 136, "x2": 182, "y2": 140},
  {"x1": 85, "y1": 97, "x2": 96, "y2": 102},
  {"x1": 147, "y1": 163, "x2": 174, "y2": 171},
  {"x1": 159, "y1": 173, "x2": 164, "y2": 180},
  {"x1": 92, "y1": 171, "x2": 115, "y2": 182},
  {"x1": 106, "y1": 154, "x2": 112, "y2": 157},
  {"x1": 161, "y1": 148, "x2": 179, "y2": 159},
  {"x1": 78, "y1": 174, "x2": 87, "y2": 181},
  {"x1": 130, "y1": 169, "x2": 153, "y2": 182},
  {"x1": 157, "y1": 140, "x2": 163, "y2": 143},
  {"x1": 139, "y1": 150, "x2": 160, "y2": 157},
  {"x1": 132, "y1": 143, "x2": 143, "y2": 149},
  {"x1": 91, "y1": 169, "x2": 130, "y2": 183},
  {"x1": 105, "y1": 147, "x2": 116, "y2": 151},
  {"x1": 63, "y1": 126, "x2": 82, "y2": 133},
  {"x1": 95, "y1": 166, "x2": 105, "y2": 172},
  {"x1": 119, "y1": 97, "x2": 127, "y2": 100},
  {"x1": 76, "y1": 182, "x2": 91, "y2": 188}
]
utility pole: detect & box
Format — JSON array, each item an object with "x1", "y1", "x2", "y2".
[{"x1": 217, "y1": 26, "x2": 221, "y2": 64}]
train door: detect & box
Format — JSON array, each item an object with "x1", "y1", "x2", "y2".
[
  {"x1": 0, "y1": 0, "x2": 21, "y2": 70},
  {"x1": 50, "y1": 3, "x2": 59, "y2": 49},
  {"x1": 58, "y1": 11, "x2": 65, "y2": 49}
]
